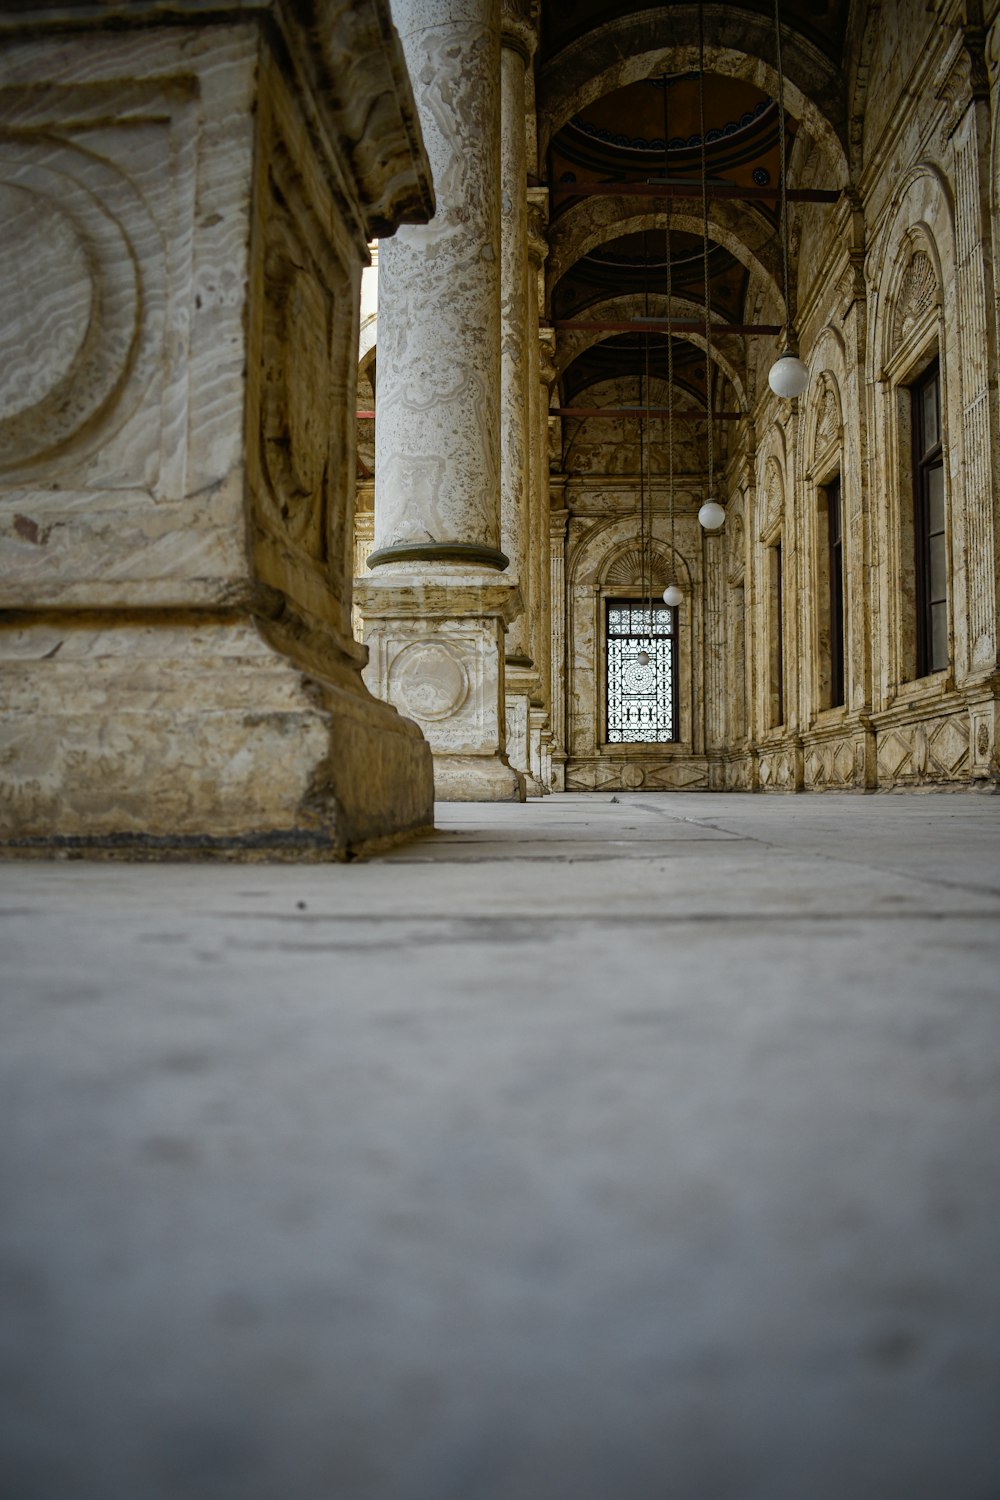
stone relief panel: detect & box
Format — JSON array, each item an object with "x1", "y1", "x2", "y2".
[
  {"x1": 260, "y1": 214, "x2": 333, "y2": 563},
  {"x1": 724, "y1": 753, "x2": 754, "y2": 791},
  {"x1": 0, "y1": 107, "x2": 177, "y2": 492},
  {"x1": 0, "y1": 34, "x2": 258, "y2": 607},
  {"x1": 889, "y1": 247, "x2": 938, "y2": 355},
  {"x1": 756, "y1": 745, "x2": 796, "y2": 790},
  {"x1": 566, "y1": 757, "x2": 709, "y2": 792},
  {"x1": 759, "y1": 454, "x2": 784, "y2": 540},
  {"x1": 248, "y1": 63, "x2": 364, "y2": 645},
  {"x1": 363, "y1": 615, "x2": 504, "y2": 758},
  {"x1": 0, "y1": 138, "x2": 160, "y2": 478},
  {"x1": 389, "y1": 639, "x2": 471, "y2": 724},
  {"x1": 811, "y1": 372, "x2": 842, "y2": 466},
  {"x1": 804, "y1": 735, "x2": 858, "y2": 789},
  {"x1": 876, "y1": 712, "x2": 971, "y2": 784}
]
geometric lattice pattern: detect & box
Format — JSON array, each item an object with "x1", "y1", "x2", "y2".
[{"x1": 606, "y1": 602, "x2": 677, "y2": 743}]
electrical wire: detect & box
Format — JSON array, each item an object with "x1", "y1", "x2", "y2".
[{"x1": 698, "y1": 0, "x2": 715, "y2": 504}]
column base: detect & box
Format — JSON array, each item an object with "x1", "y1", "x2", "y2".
[
  {"x1": 505, "y1": 677, "x2": 544, "y2": 797},
  {"x1": 433, "y1": 753, "x2": 525, "y2": 802},
  {"x1": 0, "y1": 616, "x2": 434, "y2": 860},
  {"x1": 356, "y1": 571, "x2": 527, "y2": 804},
  {"x1": 529, "y1": 707, "x2": 549, "y2": 794}
]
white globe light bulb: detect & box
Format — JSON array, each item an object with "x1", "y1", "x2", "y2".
[
  {"x1": 662, "y1": 584, "x2": 683, "y2": 607},
  {"x1": 698, "y1": 499, "x2": 726, "y2": 530},
  {"x1": 768, "y1": 352, "x2": 809, "y2": 399},
  {"x1": 636, "y1": 650, "x2": 651, "y2": 666}
]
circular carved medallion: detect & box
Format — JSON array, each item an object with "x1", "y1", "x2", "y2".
[
  {"x1": 390, "y1": 641, "x2": 470, "y2": 723},
  {"x1": 0, "y1": 185, "x2": 93, "y2": 423},
  {"x1": 0, "y1": 140, "x2": 155, "y2": 474}
]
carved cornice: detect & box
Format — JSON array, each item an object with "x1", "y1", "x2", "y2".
[
  {"x1": 934, "y1": 25, "x2": 990, "y2": 135},
  {"x1": 527, "y1": 188, "x2": 549, "y2": 267},
  {"x1": 538, "y1": 325, "x2": 557, "y2": 388},
  {"x1": 0, "y1": 0, "x2": 436, "y2": 242}
]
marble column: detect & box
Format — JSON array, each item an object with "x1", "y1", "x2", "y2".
[
  {"x1": 356, "y1": 0, "x2": 524, "y2": 801},
  {"x1": 499, "y1": 0, "x2": 540, "y2": 792}
]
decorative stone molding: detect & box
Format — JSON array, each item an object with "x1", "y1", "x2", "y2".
[
  {"x1": 726, "y1": 509, "x2": 746, "y2": 585},
  {"x1": 603, "y1": 543, "x2": 676, "y2": 590},
  {"x1": 875, "y1": 711, "x2": 971, "y2": 785},
  {"x1": 890, "y1": 249, "x2": 939, "y2": 354},
  {"x1": 759, "y1": 456, "x2": 784, "y2": 543},
  {"x1": 811, "y1": 372, "x2": 843, "y2": 471},
  {"x1": 934, "y1": 25, "x2": 990, "y2": 137}
]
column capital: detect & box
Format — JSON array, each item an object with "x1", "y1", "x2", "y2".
[
  {"x1": 501, "y1": 0, "x2": 538, "y2": 61},
  {"x1": 527, "y1": 188, "x2": 549, "y2": 267},
  {"x1": 538, "y1": 324, "x2": 557, "y2": 388}
]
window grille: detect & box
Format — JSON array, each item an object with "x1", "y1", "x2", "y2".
[{"x1": 606, "y1": 601, "x2": 677, "y2": 743}]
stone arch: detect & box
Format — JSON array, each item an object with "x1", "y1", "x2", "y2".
[
  {"x1": 539, "y1": 7, "x2": 849, "y2": 181},
  {"x1": 555, "y1": 291, "x2": 749, "y2": 410},
  {"x1": 601, "y1": 538, "x2": 679, "y2": 590},
  {"x1": 570, "y1": 511, "x2": 695, "y2": 589},
  {"x1": 756, "y1": 433, "x2": 786, "y2": 542},
  {"x1": 866, "y1": 164, "x2": 953, "y2": 376},
  {"x1": 546, "y1": 196, "x2": 784, "y2": 318},
  {"x1": 866, "y1": 164, "x2": 959, "y2": 693},
  {"x1": 805, "y1": 333, "x2": 846, "y2": 472}
]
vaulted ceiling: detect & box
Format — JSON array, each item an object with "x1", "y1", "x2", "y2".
[{"x1": 540, "y1": 1, "x2": 847, "y2": 452}]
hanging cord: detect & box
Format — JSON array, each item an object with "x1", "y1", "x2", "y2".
[
  {"x1": 698, "y1": 0, "x2": 715, "y2": 503},
  {"x1": 642, "y1": 233, "x2": 654, "y2": 633},
  {"x1": 775, "y1": 0, "x2": 791, "y2": 344},
  {"x1": 663, "y1": 77, "x2": 675, "y2": 587}
]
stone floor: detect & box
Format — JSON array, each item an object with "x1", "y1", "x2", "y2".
[{"x1": 2, "y1": 791, "x2": 999, "y2": 1500}]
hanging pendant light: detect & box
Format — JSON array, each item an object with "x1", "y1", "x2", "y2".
[
  {"x1": 767, "y1": 0, "x2": 809, "y2": 400},
  {"x1": 769, "y1": 349, "x2": 810, "y2": 398},
  {"x1": 661, "y1": 75, "x2": 683, "y2": 606},
  {"x1": 698, "y1": 499, "x2": 727, "y2": 529},
  {"x1": 634, "y1": 231, "x2": 654, "y2": 669},
  {"x1": 697, "y1": 5, "x2": 725, "y2": 533}
]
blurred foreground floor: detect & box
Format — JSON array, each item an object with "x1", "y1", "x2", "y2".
[{"x1": 2, "y1": 792, "x2": 1000, "y2": 1500}]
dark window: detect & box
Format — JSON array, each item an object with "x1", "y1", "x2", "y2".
[
  {"x1": 913, "y1": 363, "x2": 947, "y2": 675},
  {"x1": 606, "y1": 601, "x2": 677, "y2": 743},
  {"x1": 827, "y1": 474, "x2": 845, "y2": 707},
  {"x1": 770, "y1": 542, "x2": 784, "y2": 727}
]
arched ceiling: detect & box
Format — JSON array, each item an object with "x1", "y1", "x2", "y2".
[
  {"x1": 541, "y1": 4, "x2": 844, "y2": 450},
  {"x1": 540, "y1": 0, "x2": 850, "y2": 65}
]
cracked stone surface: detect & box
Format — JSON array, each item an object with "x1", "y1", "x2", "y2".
[{"x1": 2, "y1": 792, "x2": 999, "y2": 1500}]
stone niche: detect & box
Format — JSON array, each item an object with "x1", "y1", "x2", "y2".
[{"x1": 0, "y1": 0, "x2": 436, "y2": 858}]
